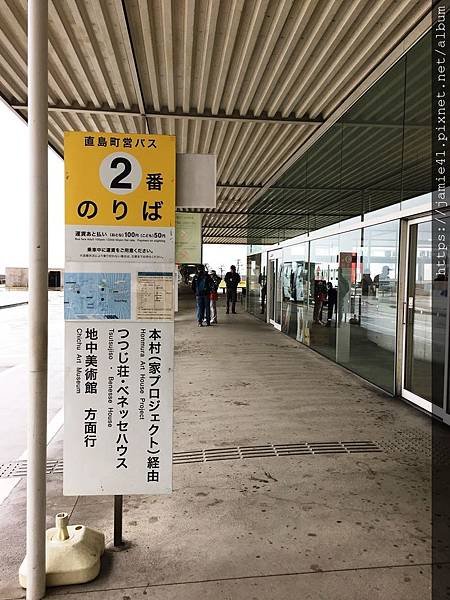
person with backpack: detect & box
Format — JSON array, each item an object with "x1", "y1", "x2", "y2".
[
  {"x1": 313, "y1": 279, "x2": 327, "y2": 324},
  {"x1": 191, "y1": 265, "x2": 213, "y2": 326},
  {"x1": 209, "y1": 270, "x2": 222, "y2": 324},
  {"x1": 224, "y1": 264, "x2": 241, "y2": 314}
]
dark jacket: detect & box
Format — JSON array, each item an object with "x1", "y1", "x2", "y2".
[
  {"x1": 224, "y1": 271, "x2": 240, "y2": 289},
  {"x1": 192, "y1": 272, "x2": 213, "y2": 296},
  {"x1": 210, "y1": 274, "x2": 221, "y2": 292}
]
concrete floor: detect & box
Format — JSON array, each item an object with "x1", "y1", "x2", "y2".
[{"x1": 0, "y1": 291, "x2": 443, "y2": 599}]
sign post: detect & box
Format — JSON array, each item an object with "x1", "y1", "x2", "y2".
[
  {"x1": 113, "y1": 495, "x2": 123, "y2": 547},
  {"x1": 63, "y1": 133, "x2": 176, "y2": 527}
]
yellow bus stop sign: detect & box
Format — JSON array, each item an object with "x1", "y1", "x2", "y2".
[{"x1": 65, "y1": 132, "x2": 175, "y2": 228}]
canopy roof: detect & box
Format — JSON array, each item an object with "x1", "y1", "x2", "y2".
[{"x1": 0, "y1": 0, "x2": 433, "y2": 243}]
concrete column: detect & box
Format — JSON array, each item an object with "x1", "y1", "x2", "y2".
[{"x1": 26, "y1": 1, "x2": 48, "y2": 598}]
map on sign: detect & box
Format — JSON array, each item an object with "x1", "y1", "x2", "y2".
[
  {"x1": 136, "y1": 272, "x2": 173, "y2": 320},
  {"x1": 64, "y1": 272, "x2": 131, "y2": 320}
]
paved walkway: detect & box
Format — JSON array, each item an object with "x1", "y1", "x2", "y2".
[{"x1": 0, "y1": 292, "x2": 442, "y2": 599}]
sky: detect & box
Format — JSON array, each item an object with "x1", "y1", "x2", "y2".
[
  {"x1": 0, "y1": 100, "x2": 246, "y2": 275},
  {"x1": 0, "y1": 99, "x2": 64, "y2": 273},
  {"x1": 203, "y1": 244, "x2": 247, "y2": 277}
]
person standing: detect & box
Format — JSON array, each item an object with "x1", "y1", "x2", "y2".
[
  {"x1": 313, "y1": 279, "x2": 327, "y2": 324},
  {"x1": 191, "y1": 265, "x2": 213, "y2": 326},
  {"x1": 225, "y1": 264, "x2": 241, "y2": 314},
  {"x1": 259, "y1": 269, "x2": 267, "y2": 314},
  {"x1": 209, "y1": 270, "x2": 221, "y2": 324},
  {"x1": 326, "y1": 282, "x2": 337, "y2": 326}
]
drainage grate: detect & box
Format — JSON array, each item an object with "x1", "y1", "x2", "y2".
[
  {"x1": 172, "y1": 440, "x2": 382, "y2": 465},
  {"x1": 0, "y1": 440, "x2": 382, "y2": 479}
]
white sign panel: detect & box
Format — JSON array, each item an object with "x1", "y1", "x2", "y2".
[
  {"x1": 64, "y1": 132, "x2": 175, "y2": 495},
  {"x1": 64, "y1": 322, "x2": 173, "y2": 495},
  {"x1": 176, "y1": 154, "x2": 216, "y2": 208},
  {"x1": 65, "y1": 225, "x2": 175, "y2": 264}
]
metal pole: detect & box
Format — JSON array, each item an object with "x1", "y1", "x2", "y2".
[
  {"x1": 26, "y1": 1, "x2": 48, "y2": 598},
  {"x1": 113, "y1": 495, "x2": 123, "y2": 547}
]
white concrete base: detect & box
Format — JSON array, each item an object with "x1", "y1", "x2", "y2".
[{"x1": 19, "y1": 513, "x2": 105, "y2": 588}]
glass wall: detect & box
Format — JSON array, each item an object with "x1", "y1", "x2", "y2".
[
  {"x1": 347, "y1": 222, "x2": 399, "y2": 392},
  {"x1": 245, "y1": 31, "x2": 444, "y2": 403},
  {"x1": 336, "y1": 229, "x2": 362, "y2": 370},
  {"x1": 281, "y1": 243, "x2": 308, "y2": 341},
  {"x1": 404, "y1": 220, "x2": 432, "y2": 402},
  {"x1": 267, "y1": 220, "x2": 400, "y2": 394},
  {"x1": 308, "y1": 235, "x2": 339, "y2": 361},
  {"x1": 269, "y1": 256, "x2": 282, "y2": 325},
  {"x1": 247, "y1": 252, "x2": 267, "y2": 320}
]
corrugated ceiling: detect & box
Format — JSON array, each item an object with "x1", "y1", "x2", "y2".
[{"x1": 0, "y1": 0, "x2": 433, "y2": 244}]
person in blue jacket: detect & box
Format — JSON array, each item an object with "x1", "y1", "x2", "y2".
[{"x1": 191, "y1": 265, "x2": 214, "y2": 326}]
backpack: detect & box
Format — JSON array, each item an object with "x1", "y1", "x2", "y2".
[{"x1": 211, "y1": 275, "x2": 220, "y2": 291}]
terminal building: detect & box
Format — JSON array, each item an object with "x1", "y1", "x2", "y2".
[{"x1": 245, "y1": 29, "x2": 449, "y2": 423}]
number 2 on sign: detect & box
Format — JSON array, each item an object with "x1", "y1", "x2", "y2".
[{"x1": 99, "y1": 152, "x2": 142, "y2": 195}]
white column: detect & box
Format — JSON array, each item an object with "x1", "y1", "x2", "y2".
[{"x1": 26, "y1": 0, "x2": 48, "y2": 598}]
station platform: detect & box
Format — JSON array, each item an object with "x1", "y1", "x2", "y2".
[{"x1": 0, "y1": 292, "x2": 444, "y2": 599}]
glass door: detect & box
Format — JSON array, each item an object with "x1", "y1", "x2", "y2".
[
  {"x1": 402, "y1": 217, "x2": 439, "y2": 414},
  {"x1": 269, "y1": 251, "x2": 282, "y2": 330}
]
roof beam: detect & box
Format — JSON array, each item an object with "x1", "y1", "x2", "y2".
[
  {"x1": 12, "y1": 103, "x2": 323, "y2": 126},
  {"x1": 12, "y1": 104, "x2": 428, "y2": 131},
  {"x1": 203, "y1": 225, "x2": 307, "y2": 231},
  {"x1": 200, "y1": 210, "x2": 358, "y2": 217},
  {"x1": 216, "y1": 184, "x2": 426, "y2": 192},
  {"x1": 203, "y1": 236, "x2": 280, "y2": 242}
]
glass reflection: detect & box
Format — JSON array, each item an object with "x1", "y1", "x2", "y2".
[
  {"x1": 247, "y1": 253, "x2": 267, "y2": 321},
  {"x1": 308, "y1": 236, "x2": 339, "y2": 360},
  {"x1": 336, "y1": 230, "x2": 361, "y2": 367},
  {"x1": 275, "y1": 222, "x2": 399, "y2": 394},
  {"x1": 404, "y1": 221, "x2": 432, "y2": 403},
  {"x1": 349, "y1": 222, "x2": 399, "y2": 393},
  {"x1": 281, "y1": 243, "x2": 308, "y2": 341}
]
